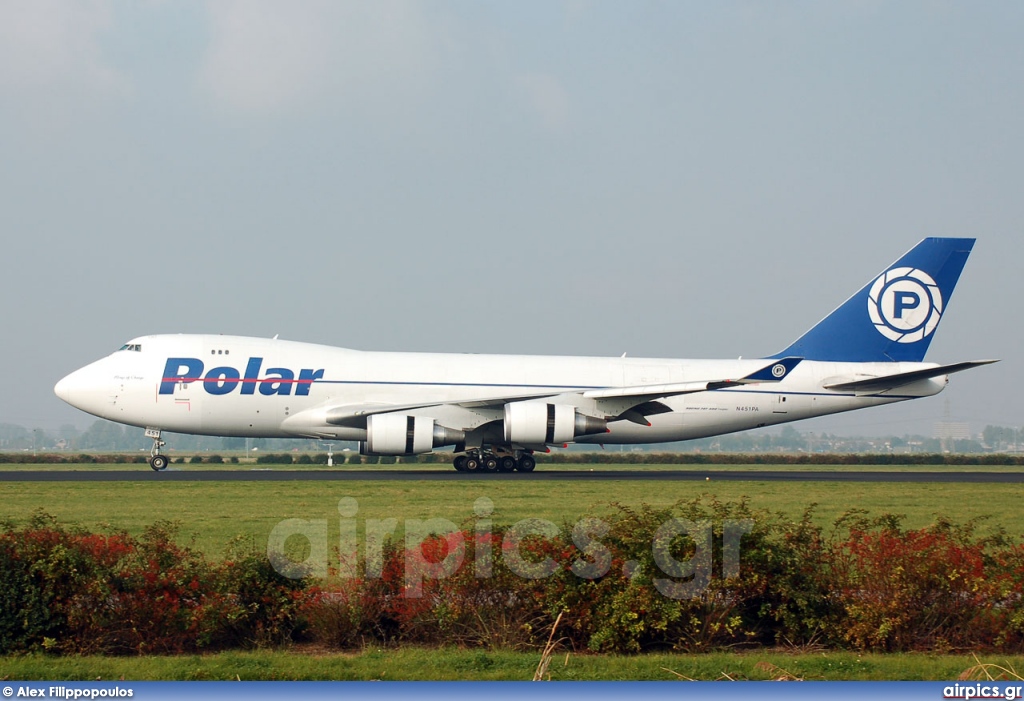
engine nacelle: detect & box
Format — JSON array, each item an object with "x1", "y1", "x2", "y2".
[
  {"x1": 503, "y1": 402, "x2": 607, "y2": 444},
  {"x1": 363, "y1": 414, "x2": 465, "y2": 455}
]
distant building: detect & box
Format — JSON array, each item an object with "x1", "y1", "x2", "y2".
[{"x1": 934, "y1": 422, "x2": 971, "y2": 441}]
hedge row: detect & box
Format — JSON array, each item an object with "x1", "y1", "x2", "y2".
[
  {"x1": 0, "y1": 453, "x2": 152, "y2": 464},
  {"x1": 4, "y1": 452, "x2": 1023, "y2": 465},
  {"x1": 300, "y1": 499, "x2": 1024, "y2": 654},
  {"x1": 6, "y1": 502, "x2": 1024, "y2": 655},
  {"x1": 0, "y1": 514, "x2": 308, "y2": 654}
]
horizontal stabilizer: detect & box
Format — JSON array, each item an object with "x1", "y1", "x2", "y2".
[{"x1": 823, "y1": 360, "x2": 998, "y2": 393}]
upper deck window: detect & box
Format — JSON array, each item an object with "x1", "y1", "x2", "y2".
[{"x1": 118, "y1": 343, "x2": 143, "y2": 352}]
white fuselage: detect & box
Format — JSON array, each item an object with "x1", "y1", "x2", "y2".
[{"x1": 54, "y1": 334, "x2": 946, "y2": 445}]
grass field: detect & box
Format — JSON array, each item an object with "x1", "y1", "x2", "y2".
[
  {"x1": 1, "y1": 465, "x2": 1023, "y2": 556},
  {"x1": 3, "y1": 648, "x2": 1024, "y2": 681}
]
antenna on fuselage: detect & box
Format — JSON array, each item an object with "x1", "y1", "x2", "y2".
[{"x1": 272, "y1": 334, "x2": 279, "y2": 340}]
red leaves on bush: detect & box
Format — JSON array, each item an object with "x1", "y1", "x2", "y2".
[
  {"x1": 300, "y1": 502, "x2": 1024, "y2": 654},
  {"x1": 834, "y1": 525, "x2": 994, "y2": 651},
  {"x1": 0, "y1": 515, "x2": 312, "y2": 655},
  {"x1": 8, "y1": 500, "x2": 1024, "y2": 656}
]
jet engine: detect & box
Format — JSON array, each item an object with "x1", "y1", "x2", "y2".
[
  {"x1": 503, "y1": 402, "x2": 607, "y2": 444},
  {"x1": 362, "y1": 414, "x2": 465, "y2": 456}
]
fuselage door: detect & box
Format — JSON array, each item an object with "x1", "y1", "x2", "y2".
[{"x1": 773, "y1": 395, "x2": 789, "y2": 414}]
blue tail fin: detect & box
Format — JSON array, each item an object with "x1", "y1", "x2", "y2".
[{"x1": 771, "y1": 237, "x2": 975, "y2": 362}]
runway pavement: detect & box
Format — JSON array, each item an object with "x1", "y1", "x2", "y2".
[{"x1": 1, "y1": 469, "x2": 1022, "y2": 482}]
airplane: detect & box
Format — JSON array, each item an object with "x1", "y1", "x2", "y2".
[{"x1": 54, "y1": 237, "x2": 995, "y2": 473}]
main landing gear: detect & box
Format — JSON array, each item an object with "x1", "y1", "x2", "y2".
[
  {"x1": 452, "y1": 450, "x2": 536, "y2": 474},
  {"x1": 146, "y1": 427, "x2": 168, "y2": 472}
]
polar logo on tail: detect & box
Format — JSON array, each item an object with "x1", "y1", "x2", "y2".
[{"x1": 867, "y1": 267, "x2": 943, "y2": 343}]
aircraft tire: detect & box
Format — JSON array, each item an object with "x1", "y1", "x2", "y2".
[
  {"x1": 149, "y1": 455, "x2": 169, "y2": 472},
  {"x1": 483, "y1": 456, "x2": 499, "y2": 472},
  {"x1": 453, "y1": 455, "x2": 467, "y2": 472},
  {"x1": 516, "y1": 455, "x2": 536, "y2": 472},
  {"x1": 463, "y1": 456, "x2": 481, "y2": 472},
  {"x1": 498, "y1": 456, "x2": 517, "y2": 472}
]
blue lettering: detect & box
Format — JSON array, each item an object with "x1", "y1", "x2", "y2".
[
  {"x1": 296, "y1": 368, "x2": 325, "y2": 396},
  {"x1": 205, "y1": 366, "x2": 241, "y2": 395},
  {"x1": 260, "y1": 368, "x2": 295, "y2": 396},
  {"x1": 240, "y1": 357, "x2": 263, "y2": 395},
  {"x1": 158, "y1": 357, "x2": 323, "y2": 396},
  {"x1": 159, "y1": 358, "x2": 204, "y2": 395},
  {"x1": 894, "y1": 291, "x2": 921, "y2": 319}
]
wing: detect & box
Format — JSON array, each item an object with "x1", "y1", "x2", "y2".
[
  {"x1": 579, "y1": 356, "x2": 804, "y2": 425},
  {"x1": 290, "y1": 357, "x2": 804, "y2": 433}
]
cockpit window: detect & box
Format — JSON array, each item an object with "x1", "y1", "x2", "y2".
[{"x1": 118, "y1": 343, "x2": 143, "y2": 352}]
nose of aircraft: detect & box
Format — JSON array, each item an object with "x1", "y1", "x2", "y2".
[
  {"x1": 54, "y1": 370, "x2": 78, "y2": 405},
  {"x1": 55, "y1": 358, "x2": 124, "y2": 419},
  {"x1": 54, "y1": 366, "x2": 94, "y2": 409}
]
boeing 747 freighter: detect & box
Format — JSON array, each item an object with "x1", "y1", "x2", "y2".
[{"x1": 54, "y1": 238, "x2": 995, "y2": 472}]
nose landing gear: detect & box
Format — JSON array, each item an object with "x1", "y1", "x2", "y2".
[{"x1": 146, "y1": 427, "x2": 168, "y2": 471}]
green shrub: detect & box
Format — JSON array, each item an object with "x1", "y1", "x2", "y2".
[
  {"x1": 8, "y1": 501, "x2": 1024, "y2": 656},
  {"x1": 217, "y1": 540, "x2": 311, "y2": 648},
  {"x1": 256, "y1": 453, "x2": 293, "y2": 465},
  {"x1": 0, "y1": 514, "x2": 313, "y2": 655}
]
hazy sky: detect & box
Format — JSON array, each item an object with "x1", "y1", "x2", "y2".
[{"x1": 1, "y1": 1, "x2": 1021, "y2": 438}]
